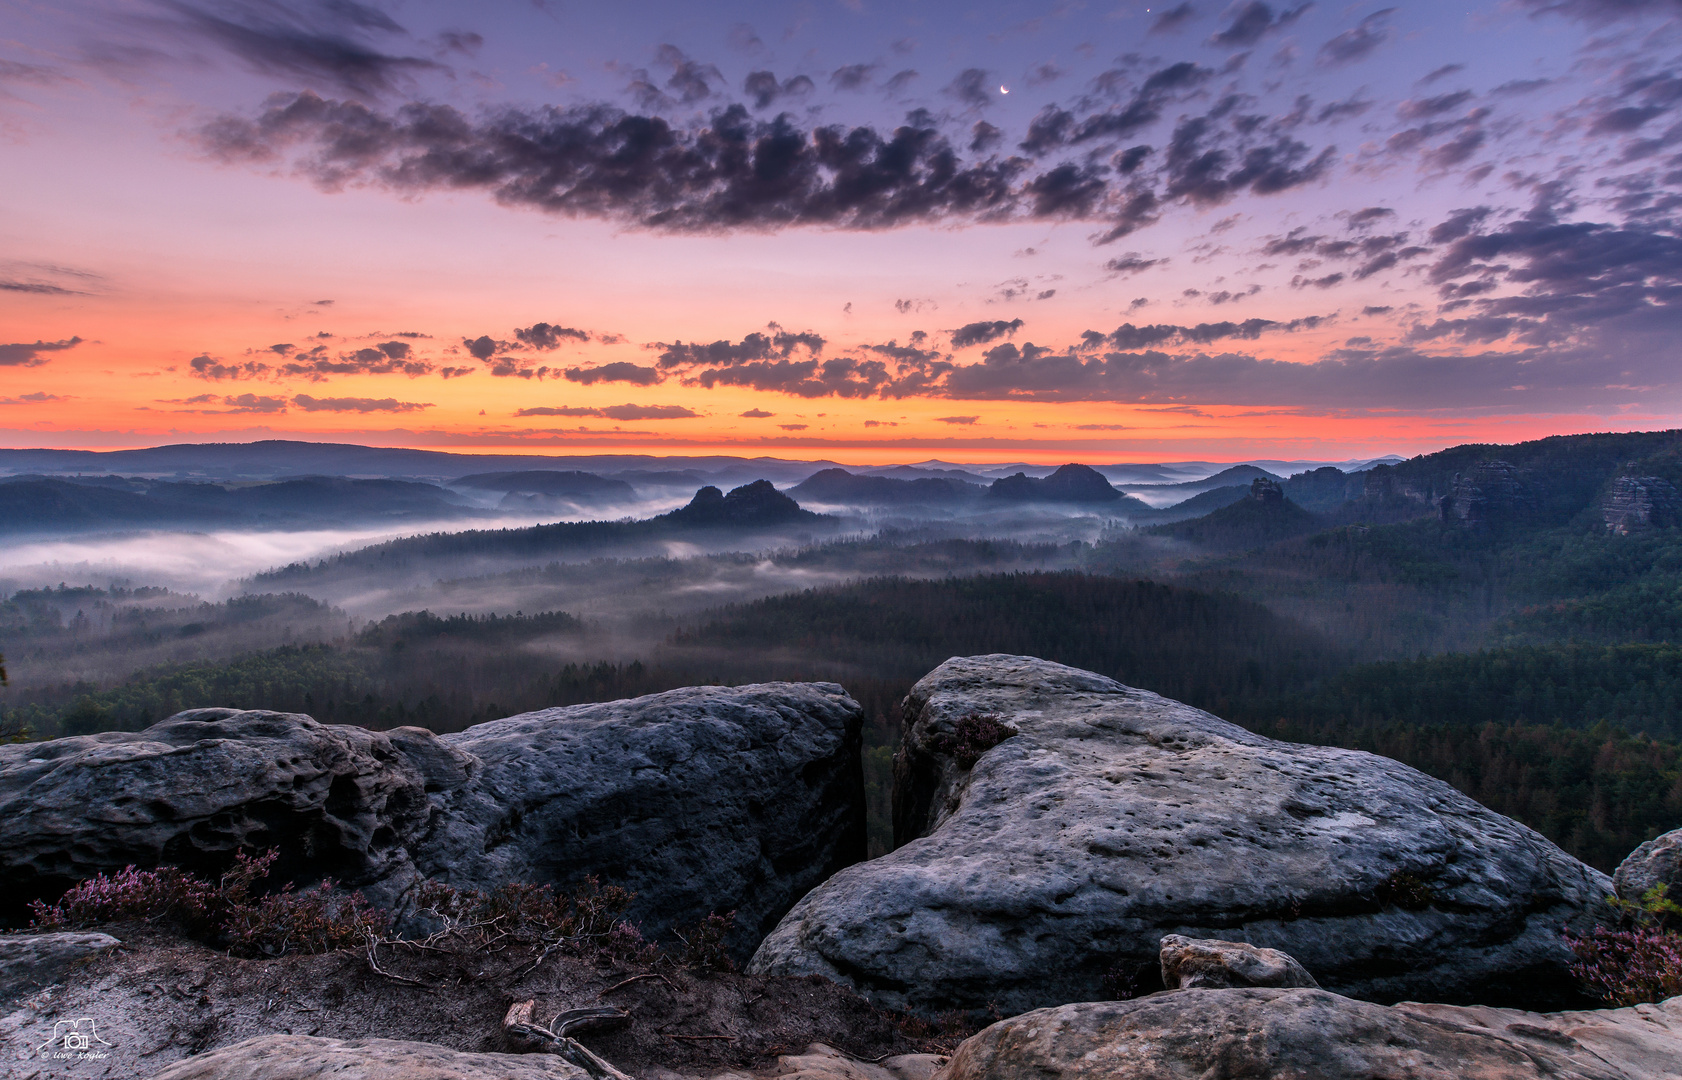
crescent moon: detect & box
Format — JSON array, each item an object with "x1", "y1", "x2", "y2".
[{"x1": 1000, "y1": 85, "x2": 1010, "y2": 94}]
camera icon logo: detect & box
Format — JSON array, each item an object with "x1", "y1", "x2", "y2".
[{"x1": 62, "y1": 1032, "x2": 90, "y2": 1051}]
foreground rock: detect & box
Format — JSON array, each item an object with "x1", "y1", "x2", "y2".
[
  {"x1": 1158, "y1": 934, "x2": 1318, "y2": 990},
  {"x1": 752, "y1": 656, "x2": 1610, "y2": 1013},
  {"x1": 413, "y1": 682, "x2": 865, "y2": 955},
  {"x1": 938, "y1": 990, "x2": 1682, "y2": 1080},
  {"x1": 0, "y1": 709, "x2": 461, "y2": 920},
  {"x1": 0, "y1": 684, "x2": 866, "y2": 958},
  {"x1": 0, "y1": 931, "x2": 121, "y2": 1003},
  {"x1": 145, "y1": 1035, "x2": 589, "y2": 1079},
  {"x1": 1615, "y1": 827, "x2": 1682, "y2": 902}
]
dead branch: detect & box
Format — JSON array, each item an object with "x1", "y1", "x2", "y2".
[
  {"x1": 550, "y1": 1006, "x2": 631, "y2": 1037},
  {"x1": 668, "y1": 1033, "x2": 735, "y2": 1041},
  {"x1": 502, "y1": 999, "x2": 635, "y2": 1080},
  {"x1": 601, "y1": 972, "x2": 679, "y2": 994},
  {"x1": 364, "y1": 937, "x2": 429, "y2": 990}
]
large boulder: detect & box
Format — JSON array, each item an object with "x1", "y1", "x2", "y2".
[
  {"x1": 937, "y1": 989, "x2": 1682, "y2": 1080},
  {"x1": 750, "y1": 656, "x2": 1611, "y2": 1014},
  {"x1": 0, "y1": 709, "x2": 469, "y2": 922},
  {"x1": 1616, "y1": 828, "x2": 1682, "y2": 904},
  {"x1": 1158, "y1": 934, "x2": 1318, "y2": 990},
  {"x1": 412, "y1": 682, "x2": 866, "y2": 956}
]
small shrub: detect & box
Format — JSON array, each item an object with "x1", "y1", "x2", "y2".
[
  {"x1": 929, "y1": 713, "x2": 1019, "y2": 769},
  {"x1": 411, "y1": 876, "x2": 656, "y2": 964},
  {"x1": 1565, "y1": 926, "x2": 1682, "y2": 1006},
  {"x1": 670, "y1": 910, "x2": 736, "y2": 972},
  {"x1": 223, "y1": 882, "x2": 390, "y2": 956}
]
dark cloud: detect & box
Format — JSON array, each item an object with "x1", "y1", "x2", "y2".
[
  {"x1": 1209, "y1": 2, "x2": 1312, "y2": 48},
  {"x1": 277, "y1": 343, "x2": 432, "y2": 379},
  {"x1": 1517, "y1": 0, "x2": 1682, "y2": 22},
  {"x1": 1397, "y1": 90, "x2": 1474, "y2": 121},
  {"x1": 740, "y1": 408, "x2": 774, "y2": 417},
  {"x1": 515, "y1": 403, "x2": 697, "y2": 419},
  {"x1": 148, "y1": 0, "x2": 444, "y2": 97},
  {"x1": 830, "y1": 63, "x2": 877, "y2": 91},
  {"x1": 292, "y1": 394, "x2": 433, "y2": 412},
  {"x1": 0, "y1": 337, "x2": 82, "y2": 366},
  {"x1": 563, "y1": 362, "x2": 662, "y2": 385},
  {"x1": 936, "y1": 415, "x2": 979, "y2": 424},
  {"x1": 1025, "y1": 63, "x2": 1065, "y2": 86},
  {"x1": 1151, "y1": 3, "x2": 1199, "y2": 32},
  {"x1": 652, "y1": 44, "x2": 722, "y2": 105},
  {"x1": 434, "y1": 30, "x2": 481, "y2": 56},
  {"x1": 0, "y1": 280, "x2": 81, "y2": 295},
  {"x1": 944, "y1": 68, "x2": 995, "y2": 109},
  {"x1": 222, "y1": 393, "x2": 290, "y2": 413},
  {"x1": 1346, "y1": 206, "x2": 1395, "y2": 229},
  {"x1": 1106, "y1": 253, "x2": 1165, "y2": 275},
  {"x1": 0, "y1": 391, "x2": 68, "y2": 405},
  {"x1": 189, "y1": 354, "x2": 271, "y2": 380},
  {"x1": 658, "y1": 328, "x2": 826, "y2": 367},
  {"x1": 514, "y1": 322, "x2": 590, "y2": 349},
  {"x1": 743, "y1": 71, "x2": 815, "y2": 109},
  {"x1": 950, "y1": 319, "x2": 1024, "y2": 348},
  {"x1": 1421, "y1": 63, "x2": 1465, "y2": 85},
  {"x1": 884, "y1": 69, "x2": 919, "y2": 94},
  {"x1": 1317, "y1": 9, "x2": 1394, "y2": 66}
]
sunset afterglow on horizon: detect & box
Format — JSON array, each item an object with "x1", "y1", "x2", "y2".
[{"x1": 4, "y1": 0, "x2": 1680, "y2": 463}]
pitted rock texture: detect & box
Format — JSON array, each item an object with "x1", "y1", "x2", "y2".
[
  {"x1": 751, "y1": 655, "x2": 1610, "y2": 1014},
  {"x1": 413, "y1": 682, "x2": 867, "y2": 957},
  {"x1": 0, "y1": 710, "x2": 471, "y2": 920},
  {"x1": 0, "y1": 931, "x2": 122, "y2": 1003},
  {"x1": 144, "y1": 1034, "x2": 589, "y2": 1080},
  {"x1": 1615, "y1": 827, "x2": 1682, "y2": 902},
  {"x1": 1158, "y1": 934, "x2": 1318, "y2": 990},
  {"x1": 936, "y1": 990, "x2": 1682, "y2": 1080}
]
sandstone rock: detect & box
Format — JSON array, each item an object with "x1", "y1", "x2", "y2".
[
  {"x1": 937, "y1": 990, "x2": 1682, "y2": 1080},
  {"x1": 1440, "y1": 459, "x2": 1535, "y2": 528},
  {"x1": 143, "y1": 1034, "x2": 588, "y2": 1080},
  {"x1": 413, "y1": 682, "x2": 866, "y2": 956},
  {"x1": 751, "y1": 656, "x2": 1610, "y2": 1014},
  {"x1": 0, "y1": 931, "x2": 121, "y2": 1003},
  {"x1": 1615, "y1": 828, "x2": 1682, "y2": 903},
  {"x1": 750, "y1": 1043, "x2": 942, "y2": 1080},
  {"x1": 1600, "y1": 476, "x2": 1682, "y2": 535},
  {"x1": 1158, "y1": 934, "x2": 1318, "y2": 990},
  {"x1": 0, "y1": 710, "x2": 472, "y2": 920}
]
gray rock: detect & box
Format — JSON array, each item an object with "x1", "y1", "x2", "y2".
[
  {"x1": 0, "y1": 710, "x2": 470, "y2": 920},
  {"x1": 0, "y1": 931, "x2": 121, "y2": 1003},
  {"x1": 1615, "y1": 828, "x2": 1682, "y2": 903},
  {"x1": 143, "y1": 1034, "x2": 589, "y2": 1079},
  {"x1": 412, "y1": 682, "x2": 866, "y2": 957},
  {"x1": 751, "y1": 655, "x2": 1611, "y2": 1014},
  {"x1": 1158, "y1": 934, "x2": 1318, "y2": 990},
  {"x1": 937, "y1": 989, "x2": 1682, "y2": 1080}
]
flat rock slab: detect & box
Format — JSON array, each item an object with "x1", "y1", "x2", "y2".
[
  {"x1": 937, "y1": 989, "x2": 1682, "y2": 1080},
  {"x1": 142, "y1": 1034, "x2": 589, "y2": 1080},
  {"x1": 415, "y1": 682, "x2": 866, "y2": 955},
  {"x1": 751, "y1": 655, "x2": 1610, "y2": 1013},
  {"x1": 0, "y1": 932, "x2": 121, "y2": 1004}
]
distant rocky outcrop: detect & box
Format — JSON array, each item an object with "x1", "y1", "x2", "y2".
[
  {"x1": 1249, "y1": 476, "x2": 1283, "y2": 503},
  {"x1": 986, "y1": 464, "x2": 1134, "y2": 504},
  {"x1": 454, "y1": 470, "x2": 639, "y2": 505},
  {"x1": 1439, "y1": 460, "x2": 1536, "y2": 528},
  {"x1": 664, "y1": 480, "x2": 824, "y2": 527},
  {"x1": 789, "y1": 469, "x2": 982, "y2": 506},
  {"x1": 750, "y1": 656, "x2": 1610, "y2": 1015},
  {"x1": 1599, "y1": 475, "x2": 1682, "y2": 535},
  {"x1": 0, "y1": 684, "x2": 866, "y2": 959},
  {"x1": 1615, "y1": 827, "x2": 1682, "y2": 903},
  {"x1": 414, "y1": 683, "x2": 866, "y2": 957},
  {"x1": 938, "y1": 989, "x2": 1682, "y2": 1080}
]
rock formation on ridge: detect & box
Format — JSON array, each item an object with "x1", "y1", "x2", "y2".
[{"x1": 750, "y1": 655, "x2": 1611, "y2": 1014}]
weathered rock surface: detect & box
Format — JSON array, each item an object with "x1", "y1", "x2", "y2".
[
  {"x1": 413, "y1": 683, "x2": 866, "y2": 956},
  {"x1": 0, "y1": 684, "x2": 866, "y2": 960},
  {"x1": 937, "y1": 990, "x2": 1682, "y2": 1080},
  {"x1": 1440, "y1": 459, "x2": 1536, "y2": 527},
  {"x1": 751, "y1": 656, "x2": 1610, "y2": 1014},
  {"x1": 1600, "y1": 476, "x2": 1682, "y2": 535},
  {"x1": 0, "y1": 931, "x2": 122, "y2": 1003},
  {"x1": 1158, "y1": 934, "x2": 1318, "y2": 990},
  {"x1": 143, "y1": 1034, "x2": 589, "y2": 1080},
  {"x1": 0, "y1": 710, "x2": 469, "y2": 920},
  {"x1": 689, "y1": 1042, "x2": 942, "y2": 1080},
  {"x1": 1616, "y1": 827, "x2": 1682, "y2": 902}
]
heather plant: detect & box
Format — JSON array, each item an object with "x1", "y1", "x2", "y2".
[
  {"x1": 411, "y1": 877, "x2": 659, "y2": 965},
  {"x1": 929, "y1": 713, "x2": 1019, "y2": 768},
  {"x1": 1565, "y1": 886, "x2": 1682, "y2": 1005},
  {"x1": 670, "y1": 910, "x2": 736, "y2": 972}
]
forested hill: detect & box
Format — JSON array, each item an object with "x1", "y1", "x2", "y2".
[{"x1": 255, "y1": 479, "x2": 835, "y2": 584}]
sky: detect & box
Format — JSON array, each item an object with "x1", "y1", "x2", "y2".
[{"x1": 3, "y1": 0, "x2": 1682, "y2": 463}]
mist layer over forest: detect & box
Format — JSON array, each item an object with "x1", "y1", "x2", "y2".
[{"x1": 4, "y1": 435, "x2": 1682, "y2": 870}]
